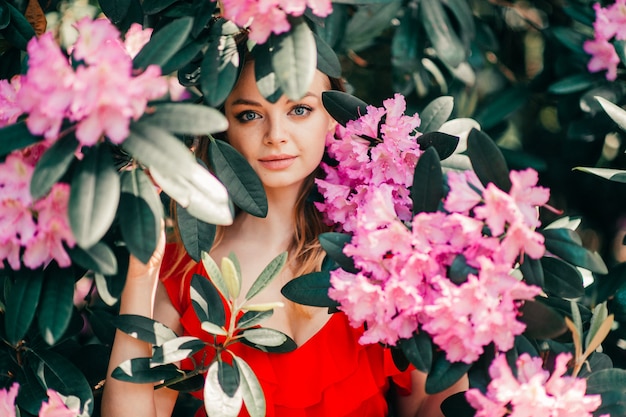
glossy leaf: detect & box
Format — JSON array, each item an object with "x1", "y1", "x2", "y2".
[
  {"x1": 281, "y1": 271, "x2": 339, "y2": 308},
  {"x1": 69, "y1": 144, "x2": 120, "y2": 248},
  {"x1": 133, "y1": 17, "x2": 193, "y2": 71},
  {"x1": 38, "y1": 263, "x2": 75, "y2": 345},
  {"x1": 201, "y1": 252, "x2": 229, "y2": 300},
  {"x1": 119, "y1": 169, "x2": 162, "y2": 264},
  {"x1": 541, "y1": 256, "x2": 584, "y2": 298},
  {"x1": 113, "y1": 358, "x2": 181, "y2": 383},
  {"x1": 319, "y1": 232, "x2": 357, "y2": 273},
  {"x1": 99, "y1": 0, "x2": 131, "y2": 24},
  {"x1": 234, "y1": 356, "x2": 266, "y2": 417},
  {"x1": 440, "y1": 392, "x2": 476, "y2": 417},
  {"x1": 448, "y1": 255, "x2": 477, "y2": 285},
  {"x1": 343, "y1": 2, "x2": 402, "y2": 52},
  {"x1": 594, "y1": 261, "x2": 626, "y2": 304},
  {"x1": 321, "y1": 90, "x2": 368, "y2": 127},
  {"x1": 270, "y1": 19, "x2": 316, "y2": 100},
  {"x1": 254, "y1": 42, "x2": 283, "y2": 103},
  {"x1": 421, "y1": 0, "x2": 465, "y2": 68},
  {"x1": 190, "y1": 273, "x2": 226, "y2": 327},
  {"x1": 519, "y1": 256, "x2": 544, "y2": 288},
  {"x1": 204, "y1": 361, "x2": 243, "y2": 417},
  {"x1": 245, "y1": 252, "x2": 287, "y2": 301},
  {"x1": 152, "y1": 336, "x2": 206, "y2": 365},
  {"x1": 314, "y1": 32, "x2": 341, "y2": 78},
  {"x1": 425, "y1": 354, "x2": 471, "y2": 394},
  {"x1": 201, "y1": 321, "x2": 228, "y2": 336},
  {"x1": 411, "y1": 147, "x2": 443, "y2": 215},
  {"x1": 4, "y1": 268, "x2": 43, "y2": 345},
  {"x1": 0, "y1": 2, "x2": 9, "y2": 30},
  {"x1": 417, "y1": 132, "x2": 459, "y2": 161},
  {"x1": 473, "y1": 86, "x2": 529, "y2": 130},
  {"x1": 398, "y1": 331, "x2": 433, "y2": 373},
  {"x1": 542, "y1": 228, "x2": 608, "y2": 274},
  {"x1": 587, "y1": 368, "x2": 626, "y2": 394},
  {"x1": 2, "y1": 2, "x2": 36, "y2": 49},
  {"x1": 16, "y1": 363, "x2": 48, "y2": 415},
  {"x1": 466, "y1": 128, "x2": 511, "y2": 192},
  {"x1": 125, "y1": 122, "x2": 194, "y2": 171},
  {"x1": 418, "y1": 96, "x2": 454, "y2": 133},
  {"x1": 141, "y1": 103, "x2": 228, "y2": 135},
  {"x1": 165, "y1": 373, "x2": 205, "y2": 393},
  {"x1": 548, "y1": 73, "x2": 598, "y2": 95},
  {"x1": 67, "y1": 241, "x2": 118, "y2": 276},
  {"x1": 30, "y1": 133, "x2": 78, "y2": 200},
  {"x1": 111, "y1": 314, "x2": 178, "y2": 345},
  {"x1": 177, "y1": 203, "x2": 216, "y2": 262},
  {"x1": 237, "y1": 310, "x2": 274, "y2": 330},
  {"x1": 573, "y1": 167, "x2": 626, "y2": 184},
  {"x1": 0, "y1": 121, "x2": 42, "y2": 157},
  {"x1": 222, "y1": 257, "x2": 241, "y2": 300},
  {"x1": 242, "y1": 328, "x2": 287, "y2": 347},
  {"x1": 142, "y1": 0, "x2": 179, "y2": 14},
  {"x1": 161, "y1": 30, "x2": 211, "y2": 75},
  {"x1": 596, "y1": 96, "x2": 626, "y2": 131},
  {"x1": 218, "y1": 361, "x2": 240, "y2": 398},
  {"x1": 518, "y1": 299, "x2": 567, "y2": 339},
  {"x1": 201, "y1": 36, "x2": 240, "y2": 107},
  {"x1": 191, "y1": 0, "x2": 216, "y2": 37},
  {"x1": 209, "y1": 139, "x2": 267, "y2": 217}
]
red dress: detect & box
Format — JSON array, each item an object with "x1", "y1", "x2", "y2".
[{"x1": 161, "y1": 248, "x2": 413, "y2": 417}]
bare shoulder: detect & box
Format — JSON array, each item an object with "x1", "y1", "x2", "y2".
[{"x1": 154, "y1": 281, "x2": 182, "y2": 336}]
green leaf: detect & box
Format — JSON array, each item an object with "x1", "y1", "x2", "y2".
[
  {"x1": 201, "y1": 321, "x2": 228, "y2": 336},
  {"x1": 16, "y1": 362, "x2": 48, "y2": 415},
  {"x1": 0, "y1": 121, "x2": 42, "y2": 157},
  {"x1": 142, "y1": 0, "x2": 179, "y2": 14},
  {"x1": 177, "y1": 203, "x2": 216, "y2": 263},
  {"x1": 133, "y1": 17, "x2": 193, "y2": 70},
  {"x1": 466, "y1": 128, "x2": 511, "y2": 192},
  {"x1": 38, "y1": 263, "x2": 75, "y2": 345},
  {"x1": 141, "y1": 103, "x2": 228, "y2": 135},
  {"x1": 119, "y1": 169, "x2": 163, "y2": 264},
  {"x1": 69, "y1": 144, "x2": 120, "y2": 248},
  {"x1": 542, "y1": 228, "x2": 608, "y2": 274},
  {"x1": 421, "y1": 0, "x2": 465, "y2": 68},
  {"x1": 204, "y1": 361, "x2": 243, "y2": 417},
  {"x1": 541, "y1": 256, "x2": 584, "y2": 298},
  {"x1": 253, "y1": 42, "x2": 283, "y2": 103},
  {"x1": 151, "y1": 336, "x2": 206, "y2": 365},
  {"x1": 321, "y1": 90, "x2": 368, "y2": 127},
  {"x1": 417, "y1": 132, "x2": 459, "y2": 160},
  {"x1": 242, "y1": 328, "x2": 287, "y2": 348},
  {"x1": 518, "y1": 299, "x2": 567, "y2": 339},
  {"x1": 161, "y1": 29, "x2": 211, "y2": 75},
  {"x1": 596, "y1": 96, "x2": 626, "y2": 131},
  {"x1": 4, "y1": 268, "x2": 43, "y2": 345},
  {"x1": 99, "y1": 0, "x2": 131, "y2": 24},
  {"x1": 1, "y1": 2, "x2": 36, "y2": 49},
  {"x1": 519, "y1": 255, "x2": 544, "y2": 288},
  {"x1": 245, "y1": 252, "x2": 287, "y2": 301},
  {"x1": 587, "y1": 368, "x2": 626, "y2": 394},
  {"x1": 209, "y1": 139, "x2": 267, "y2": 218},
  {"x1": 573, "y1": 167, "x2": 626, "y2": 184},
  {"x1": 125, "y1": 122, "x2": 194, "y2": 171},
  {"x1": 67, "y1": 241, "x2": 118, "y2": 276},
  {"x1": 313, "y1": 32, "x2": 341, "y2": 78},
  {"x1": 0, "y1": 2, "x2": 9, "y2": 30},
  {"x1": 270, "y1": 19, "x2": 316, "y2": 100},
  {"x1": 594, "y1": 261, "x2": 626, "y2": 304},
  {"x1": 548, "y1": 73, "x2": 598, "y2": 95},
  {"x1": 398, "y1": 331, "x2": 433, "y2": 373},
  {"x1": 201, "y1": 252, "x2": 229, "y2": 300},
  {"x1": 233, "y1": 356, "x2": 266, "y2": 417},
  {"x1": 418, "y1": 96, "x2": 454, "y2": 133},
  {"x1": 473, "y1": 86, "x2": 528, "y2": 130},
  {"x1": 165, "y1": 373, "x2": 205, "y2": 392},
  {"x1": 112, "y1": 358, "x2": 181, "y2": 383},
  {"x1": 440, "y1": 392, "x2": 476, "y2": 417},
  {"x1": 343, "y1": 2, "x2": 401, "y2": 52},
  {"x1": 425, "y1": 354, "x2": 471, "y2": 394},
  {"x1": 30, "y1": 133, "x2": 78, "y2": 200},
  {"x1": 448, "y1": 255, "x2": 477, "y2": 285},
  {"x1": 411, "y1": 147, "x2": 443, "y2": 215},
  {"x1": 218, "y1": 361, "x2": 240, "y2": 398},
  {"x1": 111, "y1": 314, "x2": 178, "y2": 345},
  {"x1": 190, "y1": 273, "x2": 226, "y2": 327},
  {"x1": 237, "y1": 310, "x2": 273, "y2": 330},
  {"x1": 201, "y1": 36, "x2": 240, "y2": 107},
  {"x1": 281, "y1": 271, "x2": 338, "y2": 308},
  {"x1": 586, "y1": 303, "x2": 609, "y2": 351},
  {"x1": 191, "y1": 0, "x2": 216, "y2": 37},
  {"x1": 319, "y1": 232, "x2": 357, "y2": 273}
]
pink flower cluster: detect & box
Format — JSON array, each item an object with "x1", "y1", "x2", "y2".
[
  {"x1": 0, "y1": 383, "x2": 81, "y2": 417},
  {"x1": 0, "y1": 144, "x2": 75, "y2": 270},
  {"x1": 466, "y1": 353, "x2": 606, "y2": 417},
  {"x1": 583, "y1": 1, "x2": 626, "y2": 80},
  {"x1": 221, "y1": 0, "x2": 332, "y2": 44},
  {"x1": 2, "y1": 18, "x2": 167, "y2": 146},
  {"x1": 316, "y1": 94, "x2": 422, "y2": 233}
]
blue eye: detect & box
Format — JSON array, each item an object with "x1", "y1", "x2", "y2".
[
  {"x1": 291, "y1": 105, "x2": 312, "y2": 116},
  {"x1": 236, "y1": 111, "x2": 259, "y2": 122}
]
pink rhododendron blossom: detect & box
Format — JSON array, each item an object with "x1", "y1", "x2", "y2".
[
  {"x1": 221, "y1": 0, "x2": 332, "y2": 44},
  {"x1": 466, "y1": 353, "x2": 606, "y2": 417},
  {"x1": 0, "y1": 147, "x2": 74, "y2": 270},
  {"x1": 15, "y1": 17, "x2": 167, "y2": 146},
  {"x1": 584, "y1": 1, "x2": 626, "y2": 80},
  {"x1": 0, "y1": 384, "x2": 80, "y2": 417},
  {"x1": 0, "y1": 383, "x2": 18, "y2": 417},
  {"x1": 0, "y1": 76, "x2": 22, "y2": 127},
  {"x1": 123, "y1": 23, "x2": 153, "y2": 58},
  {"x1": 444, "y1": 169, "x2": 485, "y2": 213}
]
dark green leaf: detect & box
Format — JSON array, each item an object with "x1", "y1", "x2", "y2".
[
  {"x1": 133, "y1": 17, "x2": 193, "y2": 71},
  {"x1": 587, "y1": 368, "x2": 626, "y2": 394},
  {"x1": 209, "y1": 139, "x2": 267, "y2": 218},
  {"x1": 518, "y1": 299, "x2": 567, "y2": 339},
  {"x1": 425, "y1": 354, "x2": 471, "y2": 394},
  {"x1": 142, "y1": 0, "x2": 179, "y2": 14},
  {"x1": 201, "y1": 36, "x2": 240, "y2": 107},
  {"x1": 319, "y1": 232, "x2": 357, "y2": 273},
  {"x1": 112, "y1": 358, "x2": 181, "y2": 383},
  {"x1": 443, "y1": 0, "x2": 475, "y2": 45},
  {"x1": 177, "y1": 202, "x2": 216, "y2": 262},
  {"x1": 315, "y1": 3, "x2": 348, "y2": 49},
  {"x1": 241, "y1": 328, "x2": 296, "y2": 352},
  {"x1": 204, "y1": 361, "x2": 243, "y2": 417},
  {"x1": 0, "y1": 2, "x2": 9, "y2": 30},
  {"x1": 67, "y1": 241, "x2": 118, "y2": 276},
  {"x1": 594, "y1": 261, "x2": 626, "y2": 304},
  {"x1": 30, "y1": 133, "x2": 78, "y2": 200},
  {"x1": 142, "y1": 103, "x2": 228, "y2": 135},
  {"x1": 421, "y1": 0, "x2": 465, "y2": 68},
  {"x1": 270, "y1": 20, "x2": 316, "y2": 100},
  {"x1": 473, "y1": 86, "x2": 529, "y2": 130},
  {"x1": 16, "y1": 363, "x2": 47, "y2": 415},
  {"x1": 4, "y1": 268, "x2": 43, "y2": 345},
  {"x1": 542, "y1": 228, "x2": 608, "y2": 274},
  {"x1": 119, "y1": 169, "x2": 162, "y2": 264},
  {"x1": 548, "y1": 73, "x2": 598, "y2": 95},
  {"x1": 448, "y1": 255, "x2": 477, "y2": 285},
  {"x1": 596, "y1": 96, "x2": 626, "y2": 131},
  {"x1": 38, "y1": 263, "x2": 75, "y2": 345},
  {"x1": 321, "y1": 90, "x2": 368, "y2": 127},
  {"x1": 390, "y1": 346, "x2": 410, "y2": 372},
  {"x1": 417, "y1": 132, "x2": 459, "y2": 160},
  {"x1": 313, "y1": 32, "x2": 341, "y2": 78},
  {"x1": 161, "y1": 29, "x2": 210, "y2": 75},
  {"x1": 281, "y1": 271, "x2": 339, "y2": 308},
  {"x1": 191, "y1": 0, "x2": 216, "y2": 37},
  {"x1": 343, "y1": 2, "x2": 402, "y2": 52},
  {"x1": 237, "y1": 310, "x2": 273, "y2": 330},
  {"x1": 541, "y1": 256, "x2": 584, "y2": 298},
  {"x1": 233, "y1": 356, "x2": 266, "y2": 417},
  {"x1": 254, "y1": 42, "x2": 283, "y2": 103},
  {"x1": 111, "y1": 314, "x2": 178, "y2": 345},
  {"x1": 0, "y1": 121, "x2": 42, "y2": 157},
  {"x1": 440, "y1": 392, "x2": 476, "y2": 417},
  {"x1": 98, "y1": 0, "x2": 131, "y2": 24},
  {"x1": 152, "y1": 336, "x2": 206, "y2": 365},
  {"x1": 245, "y1": 252, "x2": 287, "y2": 301},
  {"x1": 165, "y1": 373, "x2": 205, "y2": 392},
  {"x1": 418, "y1": 96, "x2": 454, "y2": 133},
  {"x1": 398, "y1": 331, "x2": 433, "y2": 373},
  {"x1": 1, "y1": 2, "x2": 36, "y2": 49},
  {"x1": 190, "y1": 273, "x2": 226, "y2": 327},
  {"x1": 519, "y1": 255, "x2": 544, "y2": 288},
  {"x1": 411, "y1": 147, "x2": 443, "y2": 215},
  {"x1": 69, "y1": 144, "x2": 120, "y2": 248},
  {"x1": 466, "y1": 128, "x2": 511, "y2": 192},
  {"x1": 218, "y1": 361, "x2": 240, "y2": 398}
]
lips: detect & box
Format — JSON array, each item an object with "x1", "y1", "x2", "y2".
[{"x1": 258, "y1": 154, "x2": 297, "y2": 170}]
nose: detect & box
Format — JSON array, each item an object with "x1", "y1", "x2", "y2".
[{"x1": 263, "y1": 114, "x2": 288, "y2": 145}]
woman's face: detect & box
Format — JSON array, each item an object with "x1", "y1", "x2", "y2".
[{"x1": 223, "y1": 64, "x2": 336, "y2": 192}]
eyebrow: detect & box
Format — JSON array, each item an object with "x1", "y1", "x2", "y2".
[{"x1": 229, "y1": 92, "x2": 318, "y2": 106}]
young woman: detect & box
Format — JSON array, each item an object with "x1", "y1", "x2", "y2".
[{"x1": 101, "y1": 60, "x2": 467, "y2": 417}]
